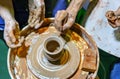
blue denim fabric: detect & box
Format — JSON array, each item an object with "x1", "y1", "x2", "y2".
[
  {"x1": 0, "y1": 16, "x2": 5, "y2": 30},
  {"x1": 110, "y1": 62, "x2": 120, "y2": 79},
  {"x1": 52, "y1": 0, "x2": 67, "y2": 17},
  {"x1": 83, "y1": 0, "x2": 90, "y2": 10},
  {"x1": 52, "y1": 0, "x2": 90, "y2": 17}
]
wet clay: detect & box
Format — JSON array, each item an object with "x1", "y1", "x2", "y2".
[
  {"x1": 8, "y1": 19, "x2": 99, "y2": 79},
  {"x1": 14, "y1": 26, "x2": 88, "y2": 79},
  {"x1": 46, "y1": 40, "x2": 60, "y2": 52}
]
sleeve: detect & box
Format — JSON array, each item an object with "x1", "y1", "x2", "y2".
[
  {"x1": 52, "y1": 0, "x2": 67, "y2": 17},
  {"x1": 0, "y1": 16, "x2": 5, "y2": 30}
]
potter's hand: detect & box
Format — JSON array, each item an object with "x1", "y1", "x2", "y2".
[
  {"x1": 0, "y1": 0, "x2": 24, "y2": 48},
  {"x1": 54, "y1": 0, "x2": 85, "y2": 31},
  {"x1": 54, "y1": 10, "x2": 76, "y2": 31},
  {"x1": 28, "y1": 0, "x2": 45, "y2": 29},
  {"x1": 4, "y1": 20, "x2": 24, "y2": 48}
]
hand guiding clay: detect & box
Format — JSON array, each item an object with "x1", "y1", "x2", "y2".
[
  {"x1": 54, "y1": 0, "x2": 85, "y2": 31},
  {"x1": 28, "y1": 0, "x2": 45, "y2": 29},
  {"x1": 4, "y1": 20, "x2": 24, "y2": 48}
]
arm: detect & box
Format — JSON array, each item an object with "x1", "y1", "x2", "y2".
[
  {"x1": 54, "y1": 0, "x2": 85, "y2": 31},
  {"x1": 0, "y1": 0, "x2": 24, "y2": 48},
  {"x1": 67, "y1": 0, "x2": 85, "y2": 14},
  {"x1": 28, "y1": 0, "x2": 45, "y2": 29},
  {"x1": 0, "y1": 0, "x2": 14, "y2": 19}
]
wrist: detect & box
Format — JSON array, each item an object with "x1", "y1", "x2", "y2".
[
  {"x1": 4, "y1": 16, "x2": 15, "y2": 25},
  {"x1": 66, "y1": 7, "x2": 78, "y2": 17},
  {"x1": 4, "y1": 18, "x2": 17, "y2": 28},
  {"x1": 67, "y1": 0, "x2": 85, "y2": 13}
]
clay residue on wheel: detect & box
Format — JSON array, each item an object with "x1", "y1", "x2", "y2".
[
  {"x1": 106, "y1": 7, "x2": 120, "y2": 28},
  {"x1": 14, "y1": 56, "x2": 37, "y2": 79}
]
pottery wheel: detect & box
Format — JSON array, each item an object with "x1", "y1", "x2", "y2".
[{"x1": 27, "y1": 27, "x2": 80, "y2": 79}]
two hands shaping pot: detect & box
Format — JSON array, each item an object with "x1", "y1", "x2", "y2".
[{"x1": 0, "y1": 0, "x2": 85, "y2": 48}]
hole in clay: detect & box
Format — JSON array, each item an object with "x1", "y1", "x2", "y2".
[{"x1": 46, "y1": 40, "x2": 60, "y2": 52}]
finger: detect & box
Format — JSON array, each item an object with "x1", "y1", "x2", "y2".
[
  {"x1": 54, "y1": 11, "x2": 62, "y2": 30},
  {"x1": 32, "y1": 11, "x2": 41, "y2": 24},
  {"x1": 63, "y1": 18, "x2": 75, "y2": 31},
  {"x1": 31, "y1": 8, "x2": 43, "y2": 28},
  {"x1": 4, "y1": 31, "x2": 12, "y2": 46},
  {"x1": 14, "y1": 23, "x2": 20, "y2": 37},
  {"x1": 8, "y1": 43, "x2": 21, "y2": 48},
  {"x1": 55, "y1": 18, "x2": 62, "y2": 31},
  {"x1": 29, "y1": 19, "x2": 38, "y2": 28},
  {"x1": 30, "y1": 9, "x2": 38, "y2": 24},
  {"x1": 29, "y1": 17, "x2": 38, "y2": 28},
  {"x1": 28, "y1": 11, "x2": 34, "y2": 23},
  {"x1": 55, "y1": 11, "x2": 61, "y2": 19},
  {"x1": 4, "y1": 33, "x2": 20, "y2": 48},
  {"x1": 29, "y1": 18, "x2": 40, "y2": 28},
  {"x1": 4, "y1": 32, "x2": 20, "y2": 48},
  {"x1": 4, "y1": 29, "x2": 24, "y2": 48},
  {"x1": 35, "y1": 20, "x2": 44, "y2": 29},
  {"x1": 18, "y1": 36, "x2": 24, "y2": 44},
  {"x1": 9, "y1": 30, "x2": 16, "y2": 42},
  {"x1": 55, "y1": 11, "x2": 68, "y2": 31},
  {"x1": 28, "y1": 15, "x2": 33, "y2": 23},
  {"x1": 8, "y1": 36, "x2": 24, "y2": 48},
  {"x1": 33, "y1": 19, "x2": 39, "y2": 26}
]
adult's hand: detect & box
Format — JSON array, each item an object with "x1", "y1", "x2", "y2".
[
  {"x1": 54, "y1": 0, "x2": 85, "y2": 31},
  {"x1": 0, "y1": 0, "x2": 24, "y2": 48},
  {"x1": 54, "y1": 9, "x2": 76, "y2": 31},
  {"x1": 4, "y1": 20, "x2": 24, "y2": 48},
  {"x1": 28, "y1": 0, "x2": 45, "y2": 29}
]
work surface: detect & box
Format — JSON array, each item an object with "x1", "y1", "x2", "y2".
[
  {"x1": 85, "y1": 0, "x2": 120, "y2": 57},
  {"x1": 0, "y1": 31, "x2": 119, "y2": 79}
]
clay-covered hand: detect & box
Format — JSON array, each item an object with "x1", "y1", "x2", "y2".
[
  {"x1": 106, "y1": 7, "x2": 120, "y2": 28},
  {"x1": 4, "y1": 20, "x2": 24, "y2": 48},
  {"x1": 28, "y1": 0, "x2": 45, "y2": 29},
  {"x1": 54, "y1": 9, "x2": 76, "y2": 31},
  {"x1": 0, "y1": 0, "x2": 24, "y2": 48},
  {"x1": 54, "y1": 0, "x2": 85, "y2": 31}
]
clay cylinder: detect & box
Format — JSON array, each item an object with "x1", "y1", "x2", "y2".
[{"x1": 43, "y1": 35, "x2": 65, "y2": 61}]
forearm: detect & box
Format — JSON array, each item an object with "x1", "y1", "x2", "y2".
[
  {"x1": 0, "y1": 6, "x2": 14, "y2": 22},
  {"x1": 28, "y1": 0, "x2": 44, "y2": 9},
  {"x1": 0, "y1": 0, "x2": 15, "y2": 23},
  {"x1": 67, "y1": 0, "x2": 85, "y2": 13},
  {"x1": 33, "y1": 0, "x2": 44, "y2": 7}
]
